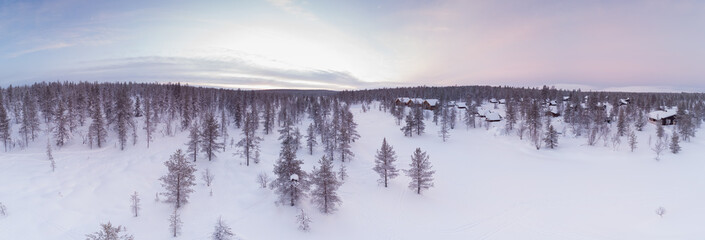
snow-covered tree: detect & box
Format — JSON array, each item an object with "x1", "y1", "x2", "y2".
[
  {"x1": 20, "y1": 94, "x2": 40, "y2": 145},
  {"x1": 405, "y1": 148, "x2": 435, "y2": 194},
  {"x1": 373, "y1": 138, "x2": 398, "y2": 187},
  {"x1": 0, "y1": 202, "x2": 6, "y2": 216},
  {"x1": 85, "y1": 222, "x2": 134, "y2": 240},
  {"x1": 439, "y1": 107, "x2": 450, "y2": 142},
  {"x1": 169, "y1": 208, "x2": 182, "y2": 237},
  {"x1": 401, "y1": 112, "x2": 413, "y2": 137},
  {"x1": 160, "y1": 149, "x2": 197, "y2": 209},
  {"x1": 212, "y1": 216, "x2": 235, "y2": 240},
  {"x1": 201, "y1": 112, "x2": 223, "y2": 161},
  {"x1": 412, "y1": 107, "x2": 425, "y2": 135},
  {"x1": 53, "y1": 100, "x2": 70, "y2": 147},
  {"x1": 130, "y1": 191, "x2": 140, "y2": 217},
  {"x1": 0, "y1": 95, "x2": 10, "y2": 151},
  {"x1": 338, "y1": 163, "x2": 348, "y2": 182},
  {"x1": 656, "y1": 124, "x2": 665, "y2": 139},
  {"x1": 543, "y1": 124, "x2": 558, "y2": 149},
  {"x1": 296, "y1": 209, "x2": 312, "y2": 232},
  {"x1": 114, "y1": 89, "x2": 133, "y2": 150},
  {"x1": 271, "y1": 138, "x2": 309, "y2": 206},
  {"x1": 89, "y1": 99, "x2": 107, "y2": 149},
  {"x1": 616, "y1": 110, "x2": 627, "y2": 136},
  {"x1": 143, "y1": 97, "x2": 155, "y2": 148},
  {"x1": 186, "y1": 125, "x2": 200, "y2": 162},
  {"x1": 670, "y1": 132, "x2": 681, "y2": 154},
  {"x1": 629, "y1": 131, "x2": 638, "y2": 152},
  {"x1": 306, "y1": 123, "x2": 317, "y2": 155},
  {"x1": 310, "y1": 155, "x2": 342, "y2": 213},
  {"x1": 237, "y1": 107, "x2": 262, "y2": 166}
]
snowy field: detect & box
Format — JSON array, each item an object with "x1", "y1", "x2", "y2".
[{"x1": 1, "y1": 102, "x2": 705, "y2": 239}]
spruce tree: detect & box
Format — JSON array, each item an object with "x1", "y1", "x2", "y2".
[
  {"x1": 629, "y1": 131, "x2": 638, "y2": 152},
  {"x1": 405, "y1": 148, "x2": 435, "y2": 194},
  {"x1": 114, "y1": 89, "x2": 133, "y2": 150},
  {"x1": 310, "y1": 155, "x2": 342, "y2": 213},
  {"x1": 212, "y1": 217, "x2": 235, "y2": 240},
  {"x1": 271, "y1": 137, "x2": 309, "y2": 206},
  {"x1": 439, "y1": 107, "x2": 450, "y2": 142},
  {"x1": 373, "y1": 138, "x2": 399, "y2": 187},
  {"x1": 85, "y1": 222, "x2": 134, "y2": 240},
  {"x1": 401, "y1": 112, "x2": 413, "y2": 137},
  {"x1": 143, "y1": 97, "x2": 154, "y2": 148},
  {"x1": 412, "y1": 107, "x2": 425, "y2": 135},
  {"x1": 237, "y1": 107, "x2": 262, "y2": 166},
  {"x1": 20, "y1": 94, "x2": 40, "y2": 145}
]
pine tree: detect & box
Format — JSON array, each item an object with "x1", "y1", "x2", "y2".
[
  {"x1": 670, "y1": 132, "x2": 681, "y2": 154},
  {"x1": 186, "y1": 125, "x2": 200, "y2": 162},
  {"x1": 629, "y1": 131, "x2": 638, "y2": 152},
  {"x1": 220, "y1": 110, "x2": 228, "y2": 151},
  {"x1": 373, "y1": 138, "x2": 399, "y2": 187},
  {"x1": 449, "y1": 107, "x2": 457, "y2": 129},
  {"x1": 0, "y1": 96, "x2": 11, "y2": 151},
  {"x1": 306, "y1": 123, "x2": 317, "y2": 155},
  {"x1": 212, "y1": 216, "x2": 235, "y2": 240},
  {"x1": 114, "y1": 89, "x2": 133, "y2": 150},
  {"x1": 656, "y1": 124, "x2": 665, "y2": 139},
  {"x1": 130, "y1": 191, "x2": 140, "y2": 217},
  {"x1": 143, "y1": 97, "x2": 154, "y2": 148},
  {"x1": 464, "y1": 107, "x2": 476, "y2": 129},
  {"x1": 53, "y1": 100, "x2": 70, "y2": 147},
  {"x1": 543, "y1": 124, "x2": 558, "y2": 149},
  {"x1": 338, "y1": 163, "x2": 348, "y2": 182},
  {"x1": 412, "y1": 107, "x2": 425, "y2": 135},
  {"x1": 89, "y1": 95, "x2": 107, "y2": 148},
  {"x1": 439, "y1": 107, "x2": 450, "y2": 142},
  {"x1": 200, "y1": 112, "x2": 223, "y2": 161},
  {"x1": 310, "y1": 155, "x2": 342, "y2": 213},
  {"x1": 271, "y1": 139, "x2": 309, "y2": 206},
  {"x1": 133, "y1": 96, "x2": 142, "y2": 117},
  {"x1": 169, "y1": 208, "x2": 182, "y2": 237},
  {"x1": 85, "y1": 222, "x2": 134, "y2": 240},
  {"x1": 237, "y1": 107, "x2": 262, "y2": 166},
  {"x1": 505, "y1": 101, "x2": 517, "y2": 132},
  {"x1": 405, "y1": 148, "x2": 435, "y2": 194},
  {"x1": 20, "y1": 94, "x2": 40, "y2": 145},
  {"x1": 616, "y1": 110, "x2": 627, "y2": 136},
  {"x1": 160, "y1": 149, "x2": 197, "y2": 209},
  {"x1": 401, "y1": 112, "x2": 413, "y2": 137},
  {"x1": 47, "y1": 139, "x2": 55, "y2": 172},
  {"x1": 634, "y1": 110, "x2": 646, "y2": 131}
]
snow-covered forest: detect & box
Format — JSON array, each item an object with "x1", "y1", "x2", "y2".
[{"x1": 1, "y1": 82, "x2": 705, "y2": 239}]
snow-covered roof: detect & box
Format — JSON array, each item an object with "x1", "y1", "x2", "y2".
[
  {"x1": 424, "y1": 99, "x2": 439, "y2": 106},
  {"x1": 489, "y1": 98, "x2": 498, "y2": 103},
  {"x1": 485, "y1": 112, "x2": 501, "y2": 121},
  {"x1": 446, "y1": 101, "x2": 456, "y2": 106},
  {"x1": 499, "y1": 99, "x2": 506, "y2": 104},
  {"x1": 455, "y1": 102, "x2": 467, "y2": 108},
  {"x1": 619, "y1": 99, "x2": 629, "y2": 105},
  {"x1": 396, "y1": 97, "x2": 410, "y2": 102},
  {"x1": 410, "y1": 98, "x2": 424, "y2": 104},
  {"x1": 549, "y1": 106, "x2": 559, "y2": 114},
  {"x1": 563, "y1": 96, "x2": 570, "y2": 100},
  {"x1": 648, "y1": 109, "x2": 677, "y2": 120}
]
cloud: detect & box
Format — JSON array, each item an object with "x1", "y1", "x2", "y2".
[{"x1": 25, "y1": 55, "x2": 378, "y2": 90}]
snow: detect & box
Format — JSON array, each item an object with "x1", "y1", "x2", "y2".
[
  {"x1": 2, "y1": 102, "x2": 705, "y2": 239},
  {"x1": 649, "y1": 109, "x2": 677, "y2": 120}
]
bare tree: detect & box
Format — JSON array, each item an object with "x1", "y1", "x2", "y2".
[
  {"x1": 202, "y1": 168, "x2": 214, "y2": 187},
  {"x1": 0, "y1": 202, "x2": 6, "y2": 216},
  {"x1": 655, "y1": 206, "x2": 666, "y2": 217},
  {"x1": 257, "y1": 172, "x2": 269, "y2": 188},
  {"x1": 652, "y1": 136, "x2": 667, "y2": 161},
  {"x1": 130, "y1": 191, "x2": 140, "y2": 217},
  {"x1": 296, "y1": 209, "x2": 312, "y2": 232},
  {"x1": 169, "y1": 209, "x2": 182, "y2": 237}
]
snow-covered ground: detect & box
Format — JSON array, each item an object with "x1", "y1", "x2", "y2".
[{"x1": 2, "y1": 102, "x2": 705, "y2": 239}]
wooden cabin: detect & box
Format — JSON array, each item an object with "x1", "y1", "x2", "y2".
[
  {"x1": 422, "y1": 99, "x2": 439, "y2": 110},
  {"x1": 648, "y1": 110, "x2": 677, "y2": 125}
]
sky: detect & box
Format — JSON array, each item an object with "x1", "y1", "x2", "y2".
[{"x1": 1, "y1": 0, "x2": 705, "y2": 91}]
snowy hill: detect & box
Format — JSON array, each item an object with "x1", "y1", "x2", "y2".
[{"x1": 2, "y1": 100, "x2": 705, "y2": 240}]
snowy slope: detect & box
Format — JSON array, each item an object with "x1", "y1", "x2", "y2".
[{"x1": 1, "y1": 102, "x2": 705, "y2": 239}]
